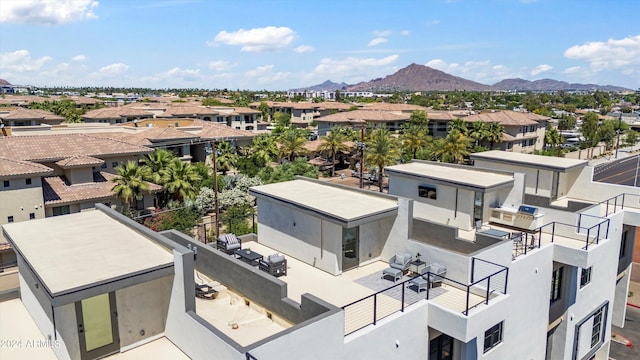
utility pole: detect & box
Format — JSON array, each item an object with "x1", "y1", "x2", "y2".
[
  {"x1": 615, "y1": 112, "x2": 622, "y2": 159},
  {"x1": 357, "y1": 125, "x2": 366, "y2": 189}
]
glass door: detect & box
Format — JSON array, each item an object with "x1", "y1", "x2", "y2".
[
  {"x1": 551, "y1": 171, "x2": 559, "y2": 200},
  {"x1": 76, "y1": 292, "x2": 119, "y2": 360},
  {"x1": 342, "y1": 226, "x2": 359, "y2": 271},
  {"x1": 474, "y1": 191, "x2": 484, "y2": 227},
  {"x1": 429, "y1": 333, "x2": 453, "y2": 360}
]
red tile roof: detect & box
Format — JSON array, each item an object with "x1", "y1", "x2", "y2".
[
  {"x1": 315, "y1": 109, "x2": 408, "y2": 123},
  {"x1": 192, "y1": 120, "x2": 256, "y2": 140},
  {"x1": 0, "y1": 133, "x2": 153, "y2": 162},
  {"x1": 55, "y1": 155, "x2": 105, "y2": 168},
  {"x1": 0, "y1": 157, "x2": 53, "y2": 177},
  {"x1": 463, "y1": 110, "x2": 549, "y2": 126}
]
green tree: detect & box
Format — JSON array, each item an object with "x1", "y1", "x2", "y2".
[
  {"x1": 277, "y1": 128, "x2": 308, "y2": 161},
  {"x1": 558, "y1": 115, "x2": 577, "y2": 130},
  {"x1": 544, "y1": 126, "x2": 564, "y2": 156},
  {"x1": 143, "y1": 206, "x2": 200, "y2": 235},
  {"x1": 317, "y1": 128, "x2": 350, "y2": 176},
  {"x1": 400, "y1": 123, "x2": 430, "y2": 160},
  {"x1": 215, "y1": 141, "x2": 238, "y2": 175},
  {"x1": 469, "y1": 121, "x2": 489, "y2": 147},
  {"x1": 258, "y1": 101, "x2": 270, "y2": 122},
  {"x1": 273, "y1": 111, "x2": 291, "y2": 127},
  {"x1": 409, "y1": 110, "x2": 428, "y2": 126},
  {"x1": 365, "y1": 127, "x2": 399, "y2": 192},
  {"x1": 249, "y1": 134, "x2": 278, "y2": 167},
  {"x1": 142, "y1": 148, "x2": 176, "y2": 184},
  {"x1": 486, "y1": 122, "x2": 505, "y2": 149},
  {"x1": 161, "y1": 159, "x2": 202, "y2": 202},
  {"x1": 434, "y1": 129, "x2": 472, "y2": 164},
  {"x1": 111, "y1": 161, "x2": 152, "y2": 210},
  {"x1": 581, "y1": 112, "x2": 600, "y2": 157},
  {"x1": 448, "y1": 119, "x2": 468, "y2": 135},
  {"x1": 259, "y1": 157, "x2": 319, "y2": 183},
  {"x1": 625, "y1": 129, "x2": 638, "y2": 147}
]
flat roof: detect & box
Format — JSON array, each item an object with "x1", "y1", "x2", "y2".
[
  {"x1": 385, "y1": 161, "x2": 514, "y2": 191},
  {"x1": 249, "y1": 179, "x2": 398, "y2": 226},
  {"x1": 470, "y1": 150, "x2": 588, "y2": 171},
  {"x1": 3, "y1": 210, "x2": 173, "y2": 296}
]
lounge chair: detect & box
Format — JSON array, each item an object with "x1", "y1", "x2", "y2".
[
  {"x1": 382, "y1": 253, "x2": 412, "y2": 282},
  {"x1": 216, "y1": 233, "x2": 241, "y2": 254},
  {"x1": 259, "y1": 254, "x2": 287, "y2": 277},
  {"x1": 429, "y1": 263, "x2": 447, "y2": 288},
  {"x1": 409, "y1": 263, "x2": 447, "y2": 293},
  {"x1": 409, "y1": 267, "x2": 430, "y2": 293}
]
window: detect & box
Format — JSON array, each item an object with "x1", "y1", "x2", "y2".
[
  {"x1": 484, "y1": 322, "x2": 503, "y2": 353},
  {"x1": 591, "y1": 307, "x2": 604, "y2": 347},
  {"x1": 26, "y1": 178, "x2": 32, "y2": 185},
  {"x1": 101, "y1": 163, "x2": 107, "y2": 169},
  {"x1": 111, "y1": 161, "x2": 119, "y2": 168},
  {"x1": 580, "y1": 267, "x2": 592, "y2": 288},
  {"x1": 430, "y1": 334, "x2": 453, "y2": 360},
  {"x1": 528, "y1": 139, "x2": 535, "y2": 146},
  {"x1": 216, "y1": 116, "x2": 224, "y2": 122},
  {"x1": 3, "y1": 180, "x2": 9, "y2": 188},
  {"x1": 550, "y1": 267, "x2": 563, "y2": 303},
  {"x1": 52, "y1": 205, "x2": 70, "y2": 217},
  {"x1": 619, "y1": 230, "x2": 628, "y2": 259},
  {"x1": 29, "y1": 213, "x2": 35, "y2": 220},
  {"x1": 530, "y1": 125, "x2": 536, "y2": 132},
  {"x1": 418, "y1": 185, "x2": 437, "y2": 200},
  {"x1": 7, "y1": 216, "x2": 14, "y2": 223}
]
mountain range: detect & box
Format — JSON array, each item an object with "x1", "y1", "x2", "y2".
[{"x1": 294, "y1": 63, "x2": 630, "y2": 93}]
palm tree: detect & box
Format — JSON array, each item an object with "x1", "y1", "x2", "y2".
[
  {"x1": 317, "y1": 128, "x2": 350, "y2": 177},
  {"x1": 111, "y1": 161, "x2": 152, "y2": 210},
  {"x1": 544, "y1": 126, "x2": 564, "y2": 156},
  {"x1": 434, "y1": 129, "x2": 472, "y2": 164},
  {"x1": 486, "y1": 122, "x2": 505, "y2": 149},
  {"x1": 250, "y1": 134, "x2": 278, "y2": 166},
  {"x1": 448, "y1": 118, "x2": 468, "y2": 135},
  {"x1": 215, "y1": 141, "x2": 238, "y2": 175},
  {"x1": 277, "y1": 128, "x2": 308, "y2": 161},
  {"x1": 469, "y1": 121, "x2": 489, "y2": 147},
  {"x1": 161, "y1": 159, "x2": 202, "y2": 202},
  {"x1": 142, "y1": 148, "x2": 175, "y2": 183},
  {"x1": 400, "y1": 123, "x2": 430, "y2": 160},
  {"x1": 365, "y1": 126, "x2": 399, "y2": 192}
]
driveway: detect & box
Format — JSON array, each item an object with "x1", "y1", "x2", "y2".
[{"x1": 610, "y1": 305, "x2": 640, "y2": 360}]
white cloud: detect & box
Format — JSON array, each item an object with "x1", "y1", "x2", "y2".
[
  {"x1": 368, "y1": 37, "x2": 388, "y2": 47},
  {"x1": 294, "y1": 45, "x2": 315, "y2": 53},
  {"x1": 425, "y1": 58, "x2": 522, "y2": 84},
  {"x1": 400, "y1": 30, "x2": 410, "y2": 36},
  {"x1": 564, "y1": 35, "x2": 640, "y2": 72},
  {"x1": 0, "y1": 0, "x2": 98, "y2": 25},
  {"x1": 71, "y1": 54, "x2": 86, "y2": 61},
  {"x1": 163, "y1": 67, "x2": 201, "y2": 81},
  {"x1": 531, "y1": 64, "x2": 552, "y2": 76},
  {"x1": 243, "y1": 65, "x2": 291, "y2": 86},
  {"x1": 97, "y1": 63, "x2": 129, "y2": 76},
  {"x1": 208, "y1": 60, "x2": 233, "y2": 71},
  {"x1": 244, "y1": 65, "x2": 274, "y2": 78},
  {"x1": 562, "y1": 66, "x2": 581, "y2": 74},
  {"x1": 312, "y1": 55, "x2": 399, "y2": 83},
  {"x1": 0, "y1": 50, "x2": 52, "y2": 72},
  {"x1": 373, "y1": 30, "x2": 392, "y2": 37},
  {"x1": 211, "y1": 26, "x2": 296, "y2": 52}
]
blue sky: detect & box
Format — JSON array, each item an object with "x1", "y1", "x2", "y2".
[{"x1": 1, "y1": 0, "x2": 639, "y2": 90}]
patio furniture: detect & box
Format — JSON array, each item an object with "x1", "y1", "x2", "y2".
[
  {"x1": 259, "y1": 254, "x2": 287, "y2": 277},
  {"x1": 429, "y1": 263, "x2": 447, "y2": 288},
  {"x1": 382, "y1": 253, "x2": 413, "y2": 282},
  {"x1": 235, "y1": 248, "x2": 263, "y2": 266},
  {"x1": 408, "y1": 267, "x2": 430, "y2": 293},
  {"x1": 216, "y1": 233, "x2": 241, "y2": 254},
  {"x1": 195, "y1": 283, "x2": 218, "y2": 300},
  {"x1": 409, "y1": 263, "x2": 448, "y2": 293}
]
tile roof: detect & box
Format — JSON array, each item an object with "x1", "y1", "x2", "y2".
[
  {"x1": 97, "y1": 126, "x2": 198, "y2": 145},
  {"x1": 303, "y1": 139, "x2": 355, "y2": 152},
  {"x1": 0, "y1": 107, "x2": 64, "y2": 122},
  {"x1": 360, "y1": 103, "x2": 429, "y2": 112},
  {"x1": 55, "y1": 155, "x2": 105, "y2": 168},
  {"x1": 0, "y1": 157, "x2": 53, "y2": 177},
  {"x1": 463, "y1": 110, "x2": 549, "y2": 126},
  {"x1": 426, "y1": 110, "x2": 460, "y2": 121},
  {"x1": 157, "y1": 104, "x2": 219, "y2": 117},
  {"x1": 42, "y1": 171, "x2": 162, "y2": 206},
  {"x1": 315, "y1": 109, "x2": 408, "y2": 123},
  {"x1": 0, "y1": 133, "x2": 153, "y2": 162},
  {"x1": 82, "y1": 107, "x2": 153, "y2": 120},
  {"x1": 192, "y1": 119, "x2": 257, "y2": 140}
]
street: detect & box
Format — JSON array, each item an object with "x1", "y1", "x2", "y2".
[
  {"x1": 610, "y1": 305, "x2": 640, "y2": 360},
  {"x1": 593, "y1": 154, "x2": 640, "y2": 187}
]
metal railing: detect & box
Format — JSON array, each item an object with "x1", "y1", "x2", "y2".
[{"x1": 342, "y1": 258, "x2": 508, "y2": 336}]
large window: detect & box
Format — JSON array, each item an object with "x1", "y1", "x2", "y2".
[
  {"x1": 580, "y1": 267, "x2": 592, "y2": 288},
  {"x1": 484, "y1": 322, "x2": 503, "y2": 353},
  {"x1": 619, "y1": 230, "x2": 628, "y2": 259},
  {"x1": 52, "y1": 205, "x2": 71, "y2": 217},
  {"x1": 550, "y1": 267, "x2": 563, "y2": 303},
  {"x1": 418, "y1": 185, "x2": 437, "y2": 200},
  {"x1": 430, "y1": 334, "x2": 453, "y2": 360},
  {"x1": 590, "y1": 307, "x2": 604, "y2": 347}
]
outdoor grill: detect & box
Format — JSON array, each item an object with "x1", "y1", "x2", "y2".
[{"x1": 516, "y1": 205, "x2": 538, "y2": 220}]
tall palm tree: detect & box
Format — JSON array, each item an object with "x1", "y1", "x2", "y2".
[
  {"x1": 142, "y1": 148, "x2": 175, "y2": 183},
  {"x1": 448, "y1": 118, "x2": 468, "y2": 135},
  {"x1": 400, "y1": 123, "x2": 430, "y2": 160},
  {"x1": 111, "y1": 161, "x2": 152, "y2": 210},
  {"x1": 161, "y1": 159, "x2": 202, "y2": 202},
  {"x1": 486, "y1": 122, "x2": 505, "y2": 149},
  {"x1": 317, "y1": 128, "x2": 350, "y2": 176},
  {"x1": 434, "y1": 129, "x2": 473, "y2": 164},
  {"x1": 469, "y1": 121, "x2": 489, "y2": 147},
  {"x1": 215, "y1": 141, "x2": 238, "y2": 175},
  {"x1": 278, "y1": 128, "x2": 308, "y2": 161},
  {"x1": 250, "y1": 134, "x2": 278, "y2": 166},
  {"x1": 365, "y1": 126, "x2": 399, "y2": 192},
  {"x1": 544, "y1": 126, "x2": 564, "y2": 156}
]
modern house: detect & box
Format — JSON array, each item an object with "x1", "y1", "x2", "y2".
[
  {"x1": 462, "y1": 111, "x2": 551, "y2": 152},
  {"x1": 1, "y1": 151, "x2": 637, "y2": 360}
]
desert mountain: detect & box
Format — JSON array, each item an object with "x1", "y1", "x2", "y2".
[
  {"x1": 0, "y1": 79, "x2": 11, "y2": 86},
  {"x1": 491, "y1": 78, "x2": 628, "y2": 92},
  {"x1": 290, "y1": 80, "x2": 348, "y2": 92}
]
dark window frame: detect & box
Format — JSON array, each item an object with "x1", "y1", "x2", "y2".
[
  {"x1": 550, "y1": 267, "x2": 563, "y2": 303},
  {"x1": 7, "y1": 216, "x2": 14, "y2": 223},
  {"x1": 26, "y1": 178, "x2": 32, "y2": 185},
  {"x1": 3, "y1": 180, "x2": 9, "y2": 188},
  {"x1": 580, "y1": 267, "x2": 592, "y2": 288},
  {"x1": 483, "y1": 321, "x2": 503, "y2": 353},
  {"x1": 418, "y1": 185, "x2": 437, "y2": 200}
]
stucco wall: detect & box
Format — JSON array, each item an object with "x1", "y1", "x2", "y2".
[
  {"x1": 0, "y1": 177, "x2": 45, "y2": 242},
  {"x1": 115, "y1": 275, "x2": 173, "y2": 348}
]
